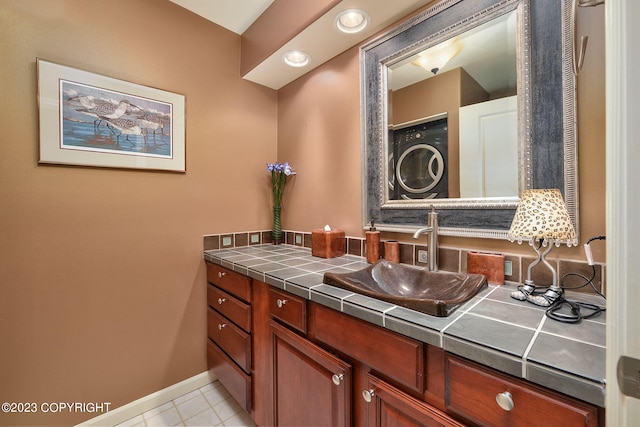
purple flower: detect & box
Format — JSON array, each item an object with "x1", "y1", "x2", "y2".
[
  {"x1": 267, "y1": 161, "x2": 296, "y2": 206},
  {"x1": 283, "y1": 162, "x2": 295, "y2": 176}
]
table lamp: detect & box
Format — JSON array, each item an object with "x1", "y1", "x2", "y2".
[{"x1": 507, "y1": 189, "x2": 578, "y2": 306}]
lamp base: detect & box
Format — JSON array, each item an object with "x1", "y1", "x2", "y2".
[
  {"x1": 527, "y1": 287, "x2": 563, "y2": 307},
  {"x1": 511, "y1": 281, "x2": 536, "y2": 301}
]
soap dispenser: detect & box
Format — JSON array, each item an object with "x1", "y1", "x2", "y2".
[{"x1": 366, "y1": 220, "x2": 380, "y2": 263}]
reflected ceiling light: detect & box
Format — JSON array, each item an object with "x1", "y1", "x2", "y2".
[
  {"x1": 335, "y1": 9, "x2": 370, "y2": 34},
  {"x1": 411, "y1": 39, "x2": 462, "y2": 75},
  {"x1": 283, "y1": 50, "x2": 310, "y2": 67}
]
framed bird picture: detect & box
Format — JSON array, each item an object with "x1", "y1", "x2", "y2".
[{"x1": 37, "y1": 59, "x2": 186, "y2": 172}]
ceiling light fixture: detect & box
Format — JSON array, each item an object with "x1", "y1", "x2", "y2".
[
  {"x1": 335, "y1": 9, "x2": 370, "y2": 34},
  {"x1": 283, "y1": 50, "x2": 310, "y2": 67},
  {"x1": 411, "y1": 39, "x2": 462, "y2": 75}
]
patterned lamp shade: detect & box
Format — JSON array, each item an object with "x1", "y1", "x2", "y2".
[{"x1": 508, "y1": 189, "x2": 578, "y2": 247}]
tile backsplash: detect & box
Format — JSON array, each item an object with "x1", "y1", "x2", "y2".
[{"x1": 203, "y1": 229, "x2": 605, "y2": 296}]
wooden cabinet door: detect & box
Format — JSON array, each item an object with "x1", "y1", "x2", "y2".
[
  {"x1": 364, "y1": 374, "x2": 465, "y2": 427},
  {"x1": 271, "y1": 320, "x2": 352, "y2": 427}
]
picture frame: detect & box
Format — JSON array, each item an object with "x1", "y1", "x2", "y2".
[{"x1": 37, "y1": 59, "x2": 186, "y2": 172}]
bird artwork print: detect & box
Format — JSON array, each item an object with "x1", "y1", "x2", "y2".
[{"x1": 61, "y1": 80, "x2": 172, "y2": 157}]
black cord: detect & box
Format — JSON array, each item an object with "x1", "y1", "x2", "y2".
[
  {"x1": 587, "y1": 235, "x2": 606, "y2": 244},
  {"x1": 545, "y1": 236, "x2": 606, "y2": 323}
]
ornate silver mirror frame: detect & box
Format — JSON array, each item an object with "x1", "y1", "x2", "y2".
[{"x1": 360, "y1": 0, "x2": 578, "y2": 239}]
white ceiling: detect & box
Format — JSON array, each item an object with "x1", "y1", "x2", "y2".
[
  {"x1": 168, "y1": 1, "x2": 515, "y2": 93},
  {"x1": 168, "y1": 0, "x2": 274, "y2": 34},
  {"x1": 168, "y1": 0, "x2": 432, "y2": 89}
]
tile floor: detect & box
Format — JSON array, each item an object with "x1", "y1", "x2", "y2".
[{"x1": 115, "y1": 381, "x2": 256, "y2": 427}]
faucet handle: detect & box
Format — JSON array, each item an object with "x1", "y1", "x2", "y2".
[{"x1": 428, "y1": 205, "x2": 438, "y2": 230}]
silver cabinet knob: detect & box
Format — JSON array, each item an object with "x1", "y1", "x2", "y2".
[
  {"x1": 218, "y1": 323, "x2": 226, "y2": 330},
  {"x1": 362, "y1": 389, "x2": 375, "y2": 403},
  {"x1": 496, "y1": 391, "x2": 515, "y2": 411},
  {"x1": 332, "y1": 374, "x2": 344, "y2": 386},
  {"x1": 217, "y1": 298, "x2": 226, "y2": 305},
  {"x1": 218, "y1": 272, "x2": 226, "y2": 278},
  {"x1": 277, "y1": 299, "x2": 288, "y2": 308}
]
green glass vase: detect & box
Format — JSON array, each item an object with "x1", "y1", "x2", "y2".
[{"x1": 272, "y1": 205, "x2": 283, "y2": 244}]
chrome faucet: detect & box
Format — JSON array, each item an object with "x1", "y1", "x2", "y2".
[{"x1": 412, "y1": 206, "x2": 439, "y2": 271}]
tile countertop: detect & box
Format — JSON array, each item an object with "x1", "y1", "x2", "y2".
[{"x1": 203, "y1": 244, "x2": 606, "y2": 407}]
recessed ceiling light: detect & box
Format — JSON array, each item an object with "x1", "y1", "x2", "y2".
[
  {"x1": 335, "y1": 9, "x2": 370, "y2": 34},
  {"x1": 283, "y1": 50, "x2": 310, "y2": 67}
]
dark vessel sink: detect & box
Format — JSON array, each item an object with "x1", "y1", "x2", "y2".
[{"x1": 323, "y1": 260, "x2": 487, "y2": 317}]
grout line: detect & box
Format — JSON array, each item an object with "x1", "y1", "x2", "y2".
[
  {"x1": 521, "y1": 314, "x2": 547, "y2": 377},
  {"x1": 537, "y1": 329, "x2": 606, "y2": 349},
  {"x1": 126, "y1": 381, "x2": 255, "y2": 427},
  {"x1": 459, "y1": 311, "x2": 539, "y2": 332}
]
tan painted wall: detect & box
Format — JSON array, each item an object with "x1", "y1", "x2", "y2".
[
  {"x1": 277, "y1": 48, "x2": 363, "y2": 235},
  {"x1": 277, "y1": 5, "x2": 606, "y2": 263},
  {"x1": 0, "y1": 1, "x2": 277, "y2": 425},
  {"x1": 0, "y1": 1, "x2": 606, "y2": 425}
]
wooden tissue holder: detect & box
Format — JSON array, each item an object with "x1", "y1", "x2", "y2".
[
  {"x1": 311, "y1": 229, "x2": 345, "y2": 258},
  {"x1": 467, "y1": 251, "x2": 505, "y2": 285}
]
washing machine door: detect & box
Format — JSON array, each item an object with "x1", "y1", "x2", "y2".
[
  {"x1": 388, "y1": 117, "x2": 448, "y2": 200},
  {"x1": 396, "y1": 144, "x2": 445, "y2": 197}
]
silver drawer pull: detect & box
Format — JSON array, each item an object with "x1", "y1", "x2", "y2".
[
  {"x1": 496, "y1": 391, "x2": 515, "y2": 411},
  {"x1": 332, "y1": 374, "x2": 344, "y2": 386},
  {"x1": 218, "y1": 323, "x2": 227, "y2": 330},
  {"x1": 218, "y1": 272, "x2": 226, "y2": 278},
  {"x1": 277, "y1": 299, "x2": 288, "y2": 308},
  {"x1": 217, "y1": 298, "x2": 226, "y2": 305},
  {"x1": 362, "y1": 389, "x2": 375, "y2": 403}
]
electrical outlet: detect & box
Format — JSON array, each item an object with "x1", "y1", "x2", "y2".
[
  {"x1": 504, "y1": 260, "x2": 513, "y2": 276},
  {"x1": 418, "y1": 250, "x2": 429, "y2": 263}
]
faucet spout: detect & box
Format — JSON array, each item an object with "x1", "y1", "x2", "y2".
[
  {"x1": 412, "y1": 226, "x2": 433, "y2": 239},
  {"x1": 412, "y1": 207, "x2": 439, "y2": 271}
]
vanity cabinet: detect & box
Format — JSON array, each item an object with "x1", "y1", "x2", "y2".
[
  {"x1": 206, "y1": 264, "x2": 253, "y2": 413},
  {"x1": 204, "y1": 262, "x2": 602, "y2": 426}
]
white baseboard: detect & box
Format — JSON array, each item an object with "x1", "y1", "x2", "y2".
[{"x1": 77, "y1": 370, "x2": 217, "y2": 427}]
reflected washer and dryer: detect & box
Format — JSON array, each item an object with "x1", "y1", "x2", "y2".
[{"x1": 388, "y1": 114, "x2": 448, "y2": 200}]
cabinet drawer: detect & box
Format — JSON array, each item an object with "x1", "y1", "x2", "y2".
[
  {"x1": 208, "y1": 284, "x2": 251, "y2": 332},
  {"x1": 207, "y1": 340, "x2": 252, "y2": 413},
  {"x1": 269, "y1": 288, "x2": 307, "y2": 333},
  {"x1": 207, "y1": 308, "x2": 251, "y2": 373},
  {"x1": 445, "y1": 355, "x2": 599, "y2": 427},
  {"x1": 206, "y1": 263, "x2": 251, "y2": 303},
  {"x1": 310, "y1": 303, "x2": 425, "y2": 394}
]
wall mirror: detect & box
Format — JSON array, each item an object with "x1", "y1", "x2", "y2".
[{"x1": 361, "y1": 0, "x2": 578, "y2": 239}]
